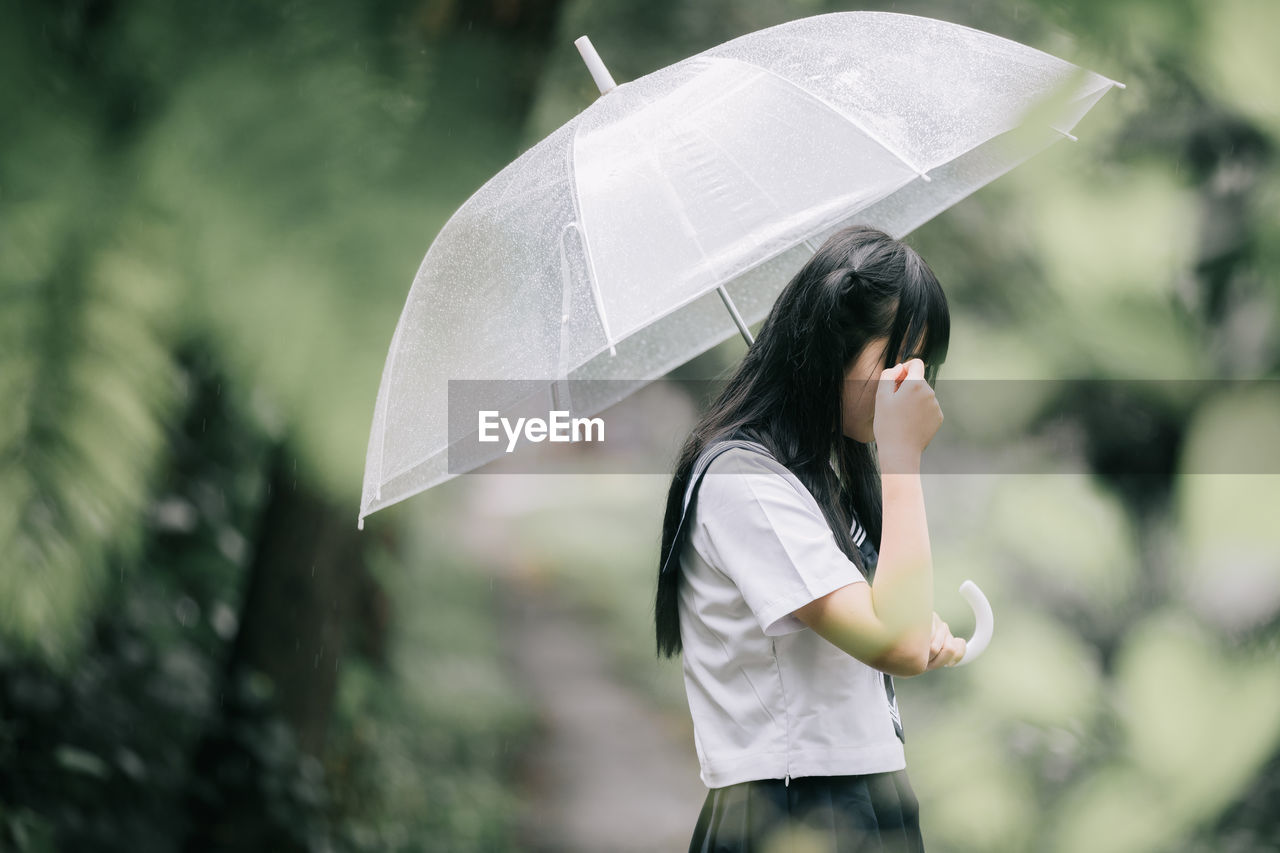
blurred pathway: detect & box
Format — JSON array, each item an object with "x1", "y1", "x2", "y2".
[{"x1": 493, "y1": 565, "x2": 707, "y2": 852}]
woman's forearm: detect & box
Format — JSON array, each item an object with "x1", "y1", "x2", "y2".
[{"x1": 869, "y1": 448, "x2": 934, "y2": 668}]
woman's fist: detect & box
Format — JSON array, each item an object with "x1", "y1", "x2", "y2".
[
  {"x1": 872, "y1": 358, "x2": 943, "y2": 463},
  {"x1": 925, "y1": 611, "x2": 966, "y2": 670}
]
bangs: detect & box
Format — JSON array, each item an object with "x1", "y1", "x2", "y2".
[{"x1": 890, "y1": 254, "x2": 950, "y2": 388}]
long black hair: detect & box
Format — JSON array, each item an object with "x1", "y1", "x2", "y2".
[{"x1": 654, "y1": 224, "x2": 950, "y2": 659}]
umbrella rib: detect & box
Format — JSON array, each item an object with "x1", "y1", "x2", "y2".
[
  {"x1": 553, "y1": 221, "x2": 577, "y2": 411},
  {"x1": 564, "y1": 132, "x2": 620, "y2": 358},
  {"x1": 566, "y1": 221, "x2": 619, "y2": 358},
  {"x1": 556, "y1": 220, "x2": 609, "y2": 386}
]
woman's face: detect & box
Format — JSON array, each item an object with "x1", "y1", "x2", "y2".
[{"x1": 840, "y1": 334, "x2": 925, "y2": 443}]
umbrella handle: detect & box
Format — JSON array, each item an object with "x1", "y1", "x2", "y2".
[{"x1": 952, "y1": 580, "x2": 993, "y2": 666}]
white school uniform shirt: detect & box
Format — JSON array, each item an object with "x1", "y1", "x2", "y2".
[{"x1": 677, "y1": 440, "x2": 906, "y2": 789}]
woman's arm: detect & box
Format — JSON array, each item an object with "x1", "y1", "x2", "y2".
[
  {"x1": 794, "y1": 358, "x2": 957, "y2": 675},
  {"x1": 792, "y1": 449, "x2": 934, "y2": 676},
  {"x1": 872, "y1": 446, "x2": 935, "y2": 668}
]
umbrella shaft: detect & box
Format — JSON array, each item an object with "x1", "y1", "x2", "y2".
[{"x1": 717, "y1": 285, "x2": 755, "y2": 347}]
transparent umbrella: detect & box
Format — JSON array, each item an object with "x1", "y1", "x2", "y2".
[
  {"x1": 359, "y1": 11, "x2": 1122, "y2": 526},
  {"x1": 357, "y1": 11, "x2": 1124, "y2": 658}
]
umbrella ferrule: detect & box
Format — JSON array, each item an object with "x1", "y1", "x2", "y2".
[{"x1": 575, "y1": 35, "x2": 617, "y2": 96}]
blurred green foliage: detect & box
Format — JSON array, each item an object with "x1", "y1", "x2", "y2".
[
  {"x1": 3, "y1": 0, "x2": 547, "y2": 849},
  {"x1": 1, "y1": 0, "x2": 1277, "y2": 850},
  {"x1": 326, "y1": 520, "x2": 539, "y2": 851},
  {"x1": 1, "y1": 342, "x2": 313, "y2": 849}
]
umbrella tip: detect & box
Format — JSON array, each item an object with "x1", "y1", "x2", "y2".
[
  {"x1": 357, "y1": 515, "x2": 365, "y2": 531},
  {"x1": 1113, "y1": 80, "x2": 1127, "y2": 90},
  {"x1": 575, "y1": 35, "x2": 618, "y2": 96}
]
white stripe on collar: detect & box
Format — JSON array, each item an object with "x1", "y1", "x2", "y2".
[{"x1": 851, "y1": 515, "x2": 866, "y2": 545}]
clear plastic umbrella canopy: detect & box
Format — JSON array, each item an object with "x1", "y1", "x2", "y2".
[{"x1": 358, "y1": 10, "x2": 1123, "y2": 529}]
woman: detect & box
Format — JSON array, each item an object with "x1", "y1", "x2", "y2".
[{"x1": 654, "y1": 224, "x2": 966, "y2": 852}]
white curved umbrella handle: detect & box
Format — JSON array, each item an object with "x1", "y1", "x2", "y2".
[{"x1": 953, "y1": 580, "x2": 993, "y2": 666}]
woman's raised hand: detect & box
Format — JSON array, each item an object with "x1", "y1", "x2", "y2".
[{"x1": 872, "y1": 358, "x2": 943, "y2": 465}]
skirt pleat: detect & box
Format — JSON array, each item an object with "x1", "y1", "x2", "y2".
[{"x1": 688, "y1": 771, "x2": 925, "y2": 853}]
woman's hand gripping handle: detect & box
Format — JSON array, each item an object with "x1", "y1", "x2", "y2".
[{"x1": 928, "y1": 582, "x2": 993, "y2": 667}]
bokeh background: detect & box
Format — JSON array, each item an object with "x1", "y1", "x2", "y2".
[{"x1": 2, "y1": 0, "x2": 1278, "y2": 850}]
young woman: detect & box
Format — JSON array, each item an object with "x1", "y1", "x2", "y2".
[{"x1": 654, "y1": 224, "x2": 965, "y2": 852}]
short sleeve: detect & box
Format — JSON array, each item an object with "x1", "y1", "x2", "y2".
[{"x1": 692, "y1": 448, "x2": 868, "y2": 637}]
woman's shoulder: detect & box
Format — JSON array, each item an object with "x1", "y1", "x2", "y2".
[
  {"x1": 683, "y1": 440, "x2": 777, "y2": 510},
  {"x1": 695, "y1": 440, "x2": 811, "y2": 506},
  {"x1": 697, "y1": 440, "x2": 796, "y2": 484}
]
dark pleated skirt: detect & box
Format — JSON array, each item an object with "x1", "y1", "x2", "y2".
[{"x1": 688, "y1": 771, "x2": 925, "y2": 853}]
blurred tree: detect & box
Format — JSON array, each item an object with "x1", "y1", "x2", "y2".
[
  {"x1": 182, "y1": 440, "x2": 388, "y2": 853},
  {"x1": 2, "y1": 0, "x2": 566, "y2": 849},
  {"x1": 1, "y1": 339, "x2": 287, "y2": 851}
]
